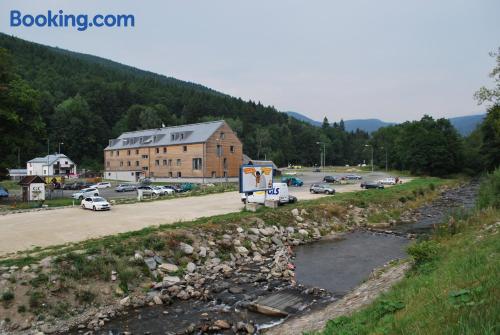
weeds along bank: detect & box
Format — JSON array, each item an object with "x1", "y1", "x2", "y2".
[
  {"x1": 0, "y1": 177, "x2": 454, "y2": 333},
  {"x1": 314, "y1": 170, "x2": 500, "y2": 335}
]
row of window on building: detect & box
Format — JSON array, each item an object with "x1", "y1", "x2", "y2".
[
  {"x1": 106, "y1": 158, "x2": 227, "y2": 171},
  {"x1": 109, "y1": 145, "x2": 235, "y2": 157}
]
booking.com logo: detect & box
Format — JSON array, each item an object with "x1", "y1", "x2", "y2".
[{"x1": 10, "y1": 10, "x2": 135, "y2": 31}]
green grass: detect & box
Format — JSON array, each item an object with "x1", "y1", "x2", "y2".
[
  {"x1": 313, "y1": 172, "x2": 500, "y2": 335},
  {"x1": 0, "y1": 177, "x2": 453, "y2": 269},
  {"x1": 0, "y1": 180, "x2": 21, "y2": 191}
]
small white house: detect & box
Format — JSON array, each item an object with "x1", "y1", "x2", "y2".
[{"x1": 27, "y1": 154, "x2": 77, "y2": 176}]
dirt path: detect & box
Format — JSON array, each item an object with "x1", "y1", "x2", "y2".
[
  {"x1": 266, "y1": 262, "x2": 410, "y2": 335},
  {"x1": 0, "y1": 184, "x2": 366, "y2": 256}
]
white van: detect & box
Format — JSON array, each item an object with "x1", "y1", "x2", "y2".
[{"x1": 241, "y1": 183, "x2": 297, "y2": 204}]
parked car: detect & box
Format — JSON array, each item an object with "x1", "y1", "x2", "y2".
[
  {"x1": 313, "y1": 168, "x2": 321, "y2": 172},
  {"x1": 115, "y1": 184, "x2": 137, "y2": 192},
  {"x1": 378, "y1": 177, "x2": 396, "y2": 185},
  {"x1": 91, "y1": 182, "x2": 112, "y2": 189},
  {"x1": 344, "y1": 174, "x2": 362, "y2": 180},
  {"x1": 360, "y1": 182, "x2": 384, "y2": 189},
  {"x1": 65, "y1": 181, "x2": 92, "y2": 190},
  {"x1": 0, "y1": 187, "x2": 9, "y2": 198},
  {"x1": 81, "y1": 196, "x2": 111, "y2": 211},
  {"x1": 156, "y1": 186, "x2": 175, "y2": 195},
  {"x1": 72, "y1": 187, "x2": 99, "y2": 200},
  {"x1": 162, "y1": 185, "x2": 182, "y2": 193},
  {"x1": 310, "y1": 184, "x2": 336, "y2": 194},
  {"x1": 180, "y1": 183, "x2": 196, "y2": 192},
  {"x1": 139, "y1": 178, "x2": 152, "y2": 185},
  {"x1": 323, "y1": 175, "x2": 340, "y2": 183},
  {"x1": 281, "y1": 176, "x2": 304, "y2": 187},
  {"x1": 137, "y1": 185, "x2": 162, "y2": 196}
]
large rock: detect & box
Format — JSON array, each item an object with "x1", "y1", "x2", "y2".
[
  {"x1": 213, "y1": 320, "x2": 231, "y2": 330},
  {"x1": 235, "y1": 246, "x2": 249, "y2": 255},
  {"x1": 119, "y1": 296, "x2": 130, "y2": 306},
  {"x1": 271, "y1": 236, "x2": 283, "y2": 246},
  {"x1": 291, "y1": 208, "x2": 299, "y2": 217},
  {"x1": 186, "y1": 262, "x2": 197, "y2": 273},
  {"x1": 259, "y1": 227, "x2": 274, "y2": 236},
  {"x1": 199, "y1": 246, "x2": 207, "y2": 258},
  {"x1": 298, "y1": 229, "x2": 309, "y2": 236},
  {"x1": 179, "y1": 242, "x2": 194, "y2": 255},
  {"x1": 158, "y1": 263, "x2": 179, "y2": 273},
  {"x1": 144, "y1": 257, "x2": 157, "y2": 271},
  {"x1": 163, "y1": 276, "x2": 181, "y2": 285},
  {"x1": 248, "y1": 228, "x2": 260, "y2": 235}
]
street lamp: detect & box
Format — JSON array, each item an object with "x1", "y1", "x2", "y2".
[
  {"x1": 364, "y1": 144, "x2": 374, "y2": 172},
  {"x1": 381, "y1": 146, "x2": 388, "y2": 172},
  {"x1": 316, "y1": 142, "x2": 326, "y2": 170}
]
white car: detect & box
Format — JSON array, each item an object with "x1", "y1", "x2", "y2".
[
  {"x1": 137, "y1": 186, "x2": 162, "y2": 196},
  {"x1": 157, "y1": 186, "x2": 175, "y2": 195},
  {"x1": 378, "y1": 177, "x2": 396, "y2": 185},
  {"x1": 81, "y1": 196, "x2": 111, "y2": 211},
  {"x1": 72, "y1": 187, "x2": 99, "y2": 200},
  {"x1": 91, "y1": 182, "x2": 112, "y2": 189}
]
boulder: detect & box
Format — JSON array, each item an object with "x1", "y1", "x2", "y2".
[
  {"x1": 179, "y1": 242, "x2": 194, "y2": 255},
  {"x1": 298, "y1": 229, "x2": 309, "y2": 236},
  {"x1": 213, "y1": 320, "x2": 231, "y2": 330},
  {"x1": 199, "y1": 246, "x2": 207, "y2": 258},
  {"x1": 186, "y1": 262, "x2": 197, "y2": 273},
  {"x1": 291, "y1": 208, "x2": 299, "y2": 217},
  {"x1": 163, "y1": 276, "x2": 181, "y2": 285},
  {"x1": 158, "y1": 263, "x2": 179, "y2": 273},
  {"x1": 144, "y1": 257, "x2": 157, "y2": 271},
  {"x1": 153, "y1": 295, "x2": 163, "y2": 305},
  {"x1": 248, "y1": 228, "x2": 260, "y2": 235},
  {"x1": 259, "y1": 227, "x2": 274, "y2": 236},
  {"x1": 119, "y1": 296, "x2": 130, "y2": 306},
  {"x1": 235, "y1": 246, "x2": 249, "y2": 255}
]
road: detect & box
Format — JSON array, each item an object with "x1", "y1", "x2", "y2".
[{"x1": 0, "y1": 183, "x2": 367, "y2": 256}]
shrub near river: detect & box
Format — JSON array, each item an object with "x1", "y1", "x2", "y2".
[
  {"x1": 316, "y1": 170, "x2": 500, "y2": 335},
  {"x1": 0, "y1": 177, "x2": 453, "y2": 333}
]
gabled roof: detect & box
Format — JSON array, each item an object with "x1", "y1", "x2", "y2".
[
  {"x1": 105, "y1": 120, "x2": 225, "y2": 150},
  {"x1": 19, "y1": 175, "x2": 45, "y2": 185},
  {"x1": 28, "y1": 154, "x2": 71, "y2": 165}
]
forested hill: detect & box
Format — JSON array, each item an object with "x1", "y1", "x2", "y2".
[{"x1": 0, "y1": 33, "x2": 371, "y2": 170}]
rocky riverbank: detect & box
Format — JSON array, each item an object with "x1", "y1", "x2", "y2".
[{"x1": 1, "y1": 179, "x2": 465, "y2": 334}]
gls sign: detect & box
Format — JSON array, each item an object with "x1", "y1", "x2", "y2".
[
  {"x1": 10, "y1": 9, "x2": 135, "y2": 31},
  {"x1": 267, "y1": 187, "x2": 281, "y2": 195}
]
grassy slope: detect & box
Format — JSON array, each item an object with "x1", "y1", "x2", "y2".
[{"x1": 314, "y1": 177, "x2": 500, "y2": 335}]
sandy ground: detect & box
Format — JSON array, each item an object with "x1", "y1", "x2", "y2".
[{"x1": 0, "y1": 183, "x2": 368, "y2": 256}]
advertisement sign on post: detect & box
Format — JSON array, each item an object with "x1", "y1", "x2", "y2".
[{"x1": 239, "y1": 164, "x2": 274, "y2": 193}]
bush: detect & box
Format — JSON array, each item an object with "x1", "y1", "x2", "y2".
[
  {"x1": 1, "y1": 291, "x2": 14, "y2": 302},
  {"x1": 407, "y1": 240, "x2": 440, "y2": 266},
  {"x1": 477, "y1": 168, "x2": 500, "y2": 209}
]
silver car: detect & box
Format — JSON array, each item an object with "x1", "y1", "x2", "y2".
[{"x1": 310, "y1": 184, "x2": 335, "y2": 194}]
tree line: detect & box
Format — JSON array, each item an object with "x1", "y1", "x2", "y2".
[{"x1": 0, "y1": 33, "x2": 498, "y2": 177}]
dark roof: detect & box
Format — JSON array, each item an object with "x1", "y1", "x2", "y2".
[
  {"x1": 105, "y1": 120, "x2": 226, "y2": 150},
  {"x1": 19, "y1": 176, "x2": 45, "y2": 185}
]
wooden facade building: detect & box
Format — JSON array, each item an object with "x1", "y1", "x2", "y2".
[{"x1": 104, "y1": 120, "x2": 243, "y2": 182}]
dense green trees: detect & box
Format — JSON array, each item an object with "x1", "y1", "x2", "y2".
[
  {"x1": 370, "y1": 116, "x2": 464, "y2": 176},
  {"x1": 0, "y1": 33, "x2": 498, "y2": 177}
]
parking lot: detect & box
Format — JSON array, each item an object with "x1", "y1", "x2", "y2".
[{"x1": 0, "y1": 170, "x2": 401, "y2": 256}]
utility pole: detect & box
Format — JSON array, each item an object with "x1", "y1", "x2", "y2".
[
  {"x1": 364, "y1": 144, "x2": 373, "y2": 172},
  {"x1": 47, "y1": 139, "x2": 50, "y2": 176},
  {"x1": 316, "y1": 142, "x2": 326, "y2": 170}
]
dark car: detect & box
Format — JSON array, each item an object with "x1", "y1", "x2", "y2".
[
  {"x1": 310, "y1": 184, "x2": 336, "y2": 194},
  {"x1": 63, "y1": 183, "x2": 76, "y2": 190},
  {"x1": 323, "y1": 175, "x2": 340, "y2": 183},
  {"x1": 0, "y1": 186, "x2": 9, "y2": 198},
  {"x1": 360, "y1": 181, "x2": 384, "y2": 189}
]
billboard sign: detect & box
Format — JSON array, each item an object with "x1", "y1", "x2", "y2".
[{"x1": 239, "y1": 164, "x2": 273, "y2": 193}]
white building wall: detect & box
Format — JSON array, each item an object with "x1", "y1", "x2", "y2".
[{"x1": 104, "y1": 170, "x2": 140, "y2": 182}]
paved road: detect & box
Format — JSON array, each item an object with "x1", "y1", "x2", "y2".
[{"x1": 0, "y1": 183, "x2": 368, "y2": 256}]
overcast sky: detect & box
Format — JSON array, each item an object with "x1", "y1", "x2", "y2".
[{"x1": 1, "y1": 0, "x2": 499, "y2": 122}]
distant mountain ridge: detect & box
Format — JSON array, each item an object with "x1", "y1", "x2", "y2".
[{"x1": 285, "y1": 111, "x2": 484, "y2": 136}]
